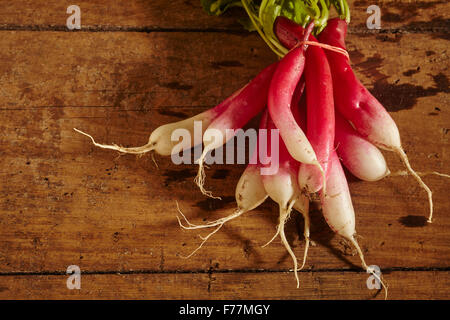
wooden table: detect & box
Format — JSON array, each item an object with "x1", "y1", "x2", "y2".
[{"x1": 0, "y1": 0, "x2": 448, "y2": 299}]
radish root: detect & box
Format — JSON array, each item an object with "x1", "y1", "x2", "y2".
[
  {"x1": 151, "y1": 152, "x2": 159, "y2": 169},
  {"x1": 262, "y1": 199, "x2": 296, "y2": 248},
  {"x1": 299, "y1": 209, "x2": 310, "y2": 270},
  {"x1": 394, "y1": 147, "x2": 434, "y2": 223},
  {"x1": 74, "y1": 128, "x2": 155, "y2": 155},
  {"x1": 180, "y1": 223, "x2": 224, "y2": 259},
  {"x1": 194, "y1": 147, "x2": 221, "y2": 200},
  {"x1": 261, "y1": 226, "x2": 281, "y2": 248},
  {"x1": 389, "y1": 170, "x2": 450, "y2": 179},
  {"x1": 314, "y1": 160, "x2": 328, "y2": 197},
  {"x1": 262, "y1": 199, "x2": 307, "y2": 288},
  {"x1": 278, "y1": 200, "x2": 300, "y2": 288},
  {"x1": 175, "y1": 201, "x2": 244, "y2": 258},
  {"x1": 177, "y1": 208, "x2": 245, "y2": 230},
  {"x1": 263, "y1": 199, "x2": 311, "y2": 273},
  {"x1": 348, "y1": 236, "x2": 388, "y2": 300}
]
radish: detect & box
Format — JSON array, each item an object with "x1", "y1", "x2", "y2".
[
  {"x1": 195, "y1": 62, "x2": 278, "y2": 198},
  {"x1": 297, "y1": 30, "x2": 335, "y2": 194},
  {"x1": 318, "y1": 18, "x2": 434, "y2": 222},
  {"x1": 261, "y1": 113, "x2": 310, "y2": 288},
  {"x1": 321, "y1": 151, "x2": 388, "y2": 298},
  {"x1": 335, "y1": 112, "x2": 389, "y2": 182},
  {"x1": 73, "y1": 85, "x2": 239, "y2": 157},
  {"x1": 267, "y1": 22, "x2": 327, "y2": 195},
  {"x1": 176, "y1": 111, "x2": 271, "y2": 258}
]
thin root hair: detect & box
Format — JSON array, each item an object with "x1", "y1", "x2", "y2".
[
  {"x1": 349, "y1": 235, "x2": 388, "y2": 300},
  {"x1": 194, "y1": 149, "x2": 221, "y2": 200},
  {"x1": 394, "y1": 147, "x2": 433, "y2": 223},
  {"x1": 73, "y1": 128, "x2": 155, "y2": 155}
]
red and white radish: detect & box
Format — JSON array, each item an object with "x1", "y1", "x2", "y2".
[
  {"x1": 73, "y1": 85, "x2": 238, "y2": 157},
  {"x1": 261, "y1": 113, "x2": 310, "y2": 287},
  {"x1": 297, "y1": 31, "x2": 335, "y2": 193},
  {"x1": 267, "y1": 22, "x2": 327, "y2": 195},
  {"x1": 335, "y1": 112, "x2": 389, "y2": 182}
]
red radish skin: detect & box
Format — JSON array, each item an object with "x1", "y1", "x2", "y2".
[
  {"x1": 196, "y1": 62, "x2": 278, "y2": 198},
  {"x1": 274, "y1": 17, "x2": 396, "y2": 149},
  {"x1": 274, "y1": 16, "x2": 306, "y2": 53},
  {"x1": 298, "y1": 33, "x2": 335, "y2": 193},
  {"x1": 291, "y1": 79, "x2": 307, "y2": 128},
  {"x1": 261, "y1": 114, "x2": 310, "y2": 288},
  {"x1": 321, "y1": 151, "x2": 388, "y2": 298},
  {"x1": 267, "y1": 23, "x2": 326, "y2": 194},
  {"x1": 335, "y1": 113, "x2": 389, "y2": 182},
  {"x1": 318, "y1": 19, "x2": 401, "y2": 149}
]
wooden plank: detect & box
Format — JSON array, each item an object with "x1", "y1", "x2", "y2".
[
  {"x1": 0, "y1": 0, "x2": 447, "y2": 32},
  {"x1": 0, "y1": 0, "x2": 243, "y2": 30},
  {"x1": 350, "y1": 0, "x2": 449, "y2": 32},
  {"x1": 0, "y1": 31, "x2": 275, "y2": 110},
  {"x1": 0, "y1": 30, "x2": 448, "y2": 276},
  {"x1": 0, "y1": 270, "x2": 448, "y2": 299}
]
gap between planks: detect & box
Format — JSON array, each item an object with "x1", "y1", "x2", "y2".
[
  {"x1": 0, "y1": 266, "x2": 449, "y2": 277},
  {"x1": 0, "y1": 24, "x2": 448, "y2": 34}
]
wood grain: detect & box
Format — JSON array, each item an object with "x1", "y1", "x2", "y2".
[{"x1": 0, "y1": 0, "x2": 448, "y2": 299}]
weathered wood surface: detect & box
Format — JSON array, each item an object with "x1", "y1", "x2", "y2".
[{"x1": 0, "y1": 0, "x2": 448, "y2": 299}]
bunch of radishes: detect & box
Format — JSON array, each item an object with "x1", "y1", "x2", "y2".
[{"x1": 75, "y1": 1, "x2": 447, "y2": 297}]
